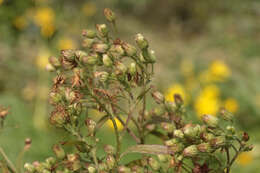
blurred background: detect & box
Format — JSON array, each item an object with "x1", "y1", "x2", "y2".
[{"x1": 0, "y1": 0, "x2": 260, "y2": 172}]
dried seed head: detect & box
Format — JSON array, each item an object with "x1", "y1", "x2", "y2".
[
  {"x1": 61, "y1": 49, "x2": 75, "y2": 61},
  {"x1": 202, "y1": 114, "x2": 218, "y2": 128},
  {"x1": 242, "y1": 132, "x2": 250, "y2": 142},
  {"x1": 104, "y1": 8, "x2": 116, "y2": 23}
]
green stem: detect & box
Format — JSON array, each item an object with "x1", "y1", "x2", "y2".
[{"x1": 0, "y1": 147, "x2": 17, "y2": 173}]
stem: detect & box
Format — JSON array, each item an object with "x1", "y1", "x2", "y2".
[
  {"x1": 0, "y1": 147, "x2": 17, "y2": 173},
  {"x1": 225, "y1": 147, "x2": 230, "y2": 173}
]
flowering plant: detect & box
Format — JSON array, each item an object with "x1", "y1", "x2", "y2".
[{"x1": 1, "y1": 8, "x2": 252, "y2": 173}]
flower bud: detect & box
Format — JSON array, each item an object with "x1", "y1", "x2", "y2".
[
  {"x1": 210, "y1": 136, "x2": 226, "y2": 148},
  {"x1": 46, "y1": 63, "x2": 55, "y2": 72},
  {"x1": 96, "y1": 24, "x2": 109, "y2": 37},
  {"x1": 50, "y1": 110, "x2": 66, "y2": 127},
  {"x1": 82, "y1": 38, "x2": 94, "y2": 48},
  {"x1": 52, "y1": 144, "x2": 65, "y2": 159},
  {"x1": 242, "y1": 132, "x2": 250, "y2": 142},
  {"x1": 104, "y1": 8, "x2": 116, "y2": 23},
  {"x1": 202, "y1": 114, "x2": 218, "y2": 128},
  {"x1": 49, "y1": 92, "x2": 63, "y2": 104},
  {"x1": 152, "y1": 107, "x2": 165, "y2": 116},
  {"x1": 161, "y1": 122, "x2": 174, "y2": 133},
  {"x1": 131, "y1": 165, "x2": 144, "y2": 173},
  {"x1": 118, "y1": 166, "x2": 131, "y2": 173},
  {"x1": 87, "y1": 165, "x2": 96, "y2": 173},
  {"x1": 61, "y1": 49, "x2": 75, "y2": 61},
  {"x1": 148, "y1": 157, "x2": 160, "y2": 171},
  {"x1": 104, "y1": 145, "x2": 116, "y2": 155},
  {"x1": 115, "y1": 62, "x2": 127, "y2": 75},
  {"x1": 97, "y1": 71, "x2": 109, "y2": 82},
  {"x1": 157, "y1": 154, "x2": 169, "y2": 163},
  {"x1": 75, "y1": 50, "x2": 87, "y2": 60},
  {"x1": 147, "y1": 49, "x2": 156, "y2": 63},
  {"x1": 122, "y1": 42, "x2": 137, "y2": 56},
  {"x1": 226, "y1": 125, "x2": 235, "y2": 134},
  {"x1": 174, "y1": 129, "x2": 184, "y2": 139},
  {"x1": 85, "y1": 118, "x2": 96, "y2": 135},
  {"x1": 174, "y1": 94, "x2": 183, "y2": 106},
  {"x1": 102, "y1": 54, "x2": 113, "y2": 67},
  {"x1": 98, "y1": 162, "x2": 108, "y2": 171},
  {"x1": 82, "y1": 53, "x2": 98, "y2": 65},
  {"x1": 183, "y1": 124, "x2": 200, "y2": 139},
  {"x1": 200, "y1": 132, "x2": 215, "y2": 142},
  {"x1": 151, "y1": 91, "x2": 165, "y2": 104},
  {"x1": 129, "y1": 62, "x2": 137, "y2": 75},
  {"x1": 24, "y1": 163, "x2": 35, "y2": 172},
  {"x1": 220, "y1": 108, "x2": 233, "y2": 121},
  {"x1": 183, "y1": 145, "x2": 198, "y2": 157},
  {"x1": 135, "y1": 33, "x2": 149, "y2": 50},
  {"x1": 93, "y1": 43, "x2": 109, "y2": 53},
  {"x1": 197, "y1": 143, "x2": 211, "y2": 153},
  {"x1": 165, "y1": 138, "x2": 178, "y2": 146},
  {"x1": 82, "y1": 29, "x2": 96, "y2": 38},
  {"x1": 106, "y1": 154, "x2": 115, "y2": 169},
  {"x1": 49, "y1": 56, "x2": 61, "y2": 68},
  {"x1": 67, "y1": 154, "x2": 81, "y2": 171}
]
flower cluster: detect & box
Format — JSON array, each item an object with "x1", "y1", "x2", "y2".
[{"x1": 20, "y1": 9, "x2": 252, "y2": 173}]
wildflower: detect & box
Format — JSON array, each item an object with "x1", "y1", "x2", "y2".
[
  {"x1": 36, "y1": 50, "x2": 50, "y2": 69},
  {"x1": 237, "y1": 152, "x2": 253, "y2": 166},
  {"x1": 194, "y1": 85, "x2": 220, "y2": 117},
  {"x1": 0, "y1": 0, "x2": 3, "y2": 5},
  {"x1": 82, "y1": 2, "x2": 97, "y2": 17},
  {"x1": 224, "y1": 98, "x2": 238, "y2": 113},
  {"x1": 41, "y1": 24, "x2": 55, "y2": 38},
  {"x1": 57, "y1": 37, "x2": 76, "y2": 50},
  {"x1": 107, "y1": 117, "x2": 123, "y2": 131},
  {"x1": 165, "y1": 84, "x2": 187, "y2": 103},
  {"x1": 13, "y1": 16, "x2": 28, "y2": 30},
  {"x1": 209, "y1": 60, "x2": 231, "y2": 82}
]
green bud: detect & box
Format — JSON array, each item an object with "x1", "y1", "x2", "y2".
[
  {"x1": 46, "y1": 63, "x2": 55, "y2": 72},
  {"x1": 138, "y1": 52, "x2": 146, "y2": 63},
  {"x1": 152, "y1": 106, "x2": 165, "y2": 116},
  {"x1": 148, "y1": 157, "x2": 160, "y2": 171},
  {"x1": 164, "y1": 101, "x2": 177, "y2": 113},
  {"x1": 61, "y1": 49, "x2": 75, "y2": 61},
  {"x1": 45, "y1": 157, "x2": 56, "y2": 166},
  {"x1": 82, "y1": 29, "x2": 96, "y2": 38},
  {"x1": 220, "y1": 108, "x2": 233, "y2": 121},
  {"x1": 82, "y1": 38, "x2": 94, "y2": 48},
  {"x1": 202, "y1": 114, "x2": 218, "y2": 127},
  {"x1": 82, "y1": 53, "x2": 98, "y2": 65},
  {"x1": 174, "y1": 129, "x2": 184, "y2": 139},
  {"x1": 49, "y1": 56, "x2": 61, "y2": 68},
  {"x1": 151, "y1": 91, "x2": 165, "y2": 104},
  {"x1": 102, "y1": 54, "x2": 113, "y2": 67},
  {"x1": 165, "y1": 138, "x2": 179, "y2": 146},
  {"x1": 135, "y1": 33, "x2": 149, "y2": 50},
  {"x1": 226, "y1": 125, "x2": 235, "y2": 134},
  {"x1": 67, "y1": 154, "x2": 81, "y2": 171},
  {"x1": 168, "y1": 143, "x2": 184, "y2": 153},
  {"x1": 95, "y1": 71, "x2": 109, "y2": 82},
  {"x1": 24, "y1": 163, "x2": 35, "y2": 172},
  {"x1": 161, "y1": 122, "x2": 174, "y2": 133},
  {"x1": 131, "y1": 165, "x2": 144, "y2": 173},
  {"x1": 183, "y1": 124, "x2": 199, "y2": 139},
  {"x1": 197, "y1": 143, "x2": 212, "y2": 153},
  {"x1": 93, "y1": 43, "x2": 109, "y2": 53},
  {"x1": 210, "y1": 136, "x2": 226, "y2": 148},
  {"x1": 118, "y1": 166, "x2": 131, "y2": 173},
  {"x1": 104, "y1": 145, "x2": 116, "y2": 155},
  {"x1": 87, "y1": 165, "x2": 96, "y2": 173},
  {"x1": 50, "y1": 110, "x2": 66, "y2": 127},
  {"x1": 52, "y1": 144, "x2": 65, "y2": 159},
  {"x1": 200, "y1": 132, "x2": 215, "y2": 142},
  {"x1": 104, "y1": 8, "x2": 116, "y2": 23},
  {"x1": 106, "y1": 154, "x2": 115, "y2": 169},
  {"x1": 115, "y1": 62, "x2": 127, "y2": 75},
  {"x1": 96, "y1": 24, "x2": 109, "y2": 37},
  {"x1": 49, "y1": 91, "x2": 63, "y2": 104},
  {"x1": 75, "y1": 50, "x2": 88, "y2": 60},
  {"x1": 157, "y1": 154, "x2": 169, "y2": 163},
  {"x1": 129, "y1": 62, "x2": 137, "y2": 75},
  {"x1": 183, "y1": 145, "x2": 198, "y2": 157},
  {"x1": 147, "y1": 49, "x2": 156, "y2": 63},
  {"x1": 122, "y1": 42, "x2": 137, "y2": 56}
]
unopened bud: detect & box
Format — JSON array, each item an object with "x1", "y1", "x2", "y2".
[
  {"x1": 102, "y1": 54, "x2": 113, "y2": 67},
  {"x1": 61, "y1": 49, "x2": 75, "y2": 61},
  {"x1": 106, "y1": 154, "x2": 115, "y2": 169},
  {"x1": 93, "y1": 43, "x2": 109, "y2": 53},
  {"x1": 67, "y1": 154, "x2": 81, "y2": 171},
  {"x1": 147, "y1": 49, "x2": 156, "y2": 63},
  {"x1": 242, "y1": 132, "x2": 250, "y2": 142},
  {"x1": 148, "y1": 157, "x2": 160, "y2": 171},
  {"x1": 87, "y1": 165, "x2": 96, "y2": 173},
  {"x1": 183, "y1": 145, "x2": 198, "y2": 157},
  {"x1": 25, "y1": 138, "x2": 32, "y2": 150},
  {"x1": 85, "y1": 118, "x2": 96, "y2": 135},
  {"x1": 24, "y1": 163, "x2": 35, "y2": 172},
  {"x1": 82, "y1": 29, "x2": 96, "y2": 38},
  {"x1": 161, "y1": 122, "x2": 174, "y2": 133},
  {"x1": 96, "y1": 24, "x2": 109, "y2": 37},
  {"x1": 183, "y1": 124, "x2": 200, "y2": 139},
  {"x1": 118, "y1": 166, "x2": 131, "y2": 173},
  {"x1": 50, "y1": 110, "x2": 66, "y2": 127},
  {"x1": 210, "y1": 136, "x2": 226, "y2": 148},
  {"x1": 135, "y1": 33, "x2": 149, "y2": 50},
  {"x1": 220, "y1": 108, "x2": 233, "y2": 121},
  {"x1": 52, "y1": 144, "x2": 65, "y2": 159},
  {"x1": 202, "y1": 114, "x2": 218, "y2": 127},
  {"x1": 157, "y1": 154, "x2": 169, "y2": 163},
  {"x1": 104, "y1": 8, "x2": 116, "y2": 23},
  {"x1": 197, "y1": 143, "x2": 211, "y2": 153},
  {"x1": 49, "y1": 92, "x2": 63, "y2": 104},
  {"x1": 122, "y1": 42, "x2": 137, "y2": 56},
  {"x1": 174, "y1": 94, "x2": 183, "y2": 106},
  {"x1": 46, "y1": 63, "x2": 55, "y2": 72},
  {"x1": 82, "y1": 53, "x2": 98, "y2": 65},
  {"x1": 226, "y1": 125, "x2": 235, "y2": 134},
  {"x1": 174, "y1": 129, "x2": 184, "y2": 139},
  {"x1": 115, "y1": 62, "x2": 127, "y2": 75},
  {"x1": 129, "y1": 62, "x2": 137, "y2": 75},
  {"x1": 97, "y1": 71, "x2": 109, "y2": 82},
  {"x1": 104, "y1": 145, "x2": 116, "y2": 155},
  {"x1": 49, "y1": 56, "x2": 61, "y2": 68},
  {"x1": 151, "y1": 91, "x2": 165, "y2": 104},
  {"x1": 82, "y1": 38, "x2": 94, "y2": 48}
]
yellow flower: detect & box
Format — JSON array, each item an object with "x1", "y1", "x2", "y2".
[
  {"x1": 194, "y1": 85, "x2": 220, "y2": 117},
  {"x1": 40, "y1": 24, "x2": 55, "y2": 38},
  {"x1": 58, "y1": 37, "x2": 76, "y2": 50},
  {"x1": 34, "y1": 7, "x2": 55, "y2": 27},
  {"x1": 224, "y1": 98, "x2": 238, "y2": 113},
  {"x1": 107, "y1": 118, "x2": 123, "y2": 131},
  {"x1": 165, "y1": 84, "x2": 188, "y2": 103},
  {"x1": 82, "y1": 2, "x2": 97, "y2": 17},
  {"x1": 209, "y1": 60, "x2": 231, "y2": 82},
  {"x1": 36, "y1": 50, "x2": 50, "y2": 69},
  {"x1": 0, "y1": 0, "x2": 3, "y2": 5},
  {"x1": 237, "y1": 152, "x2": 253, "y2": 166},
  {"x1": 13, "y1": 16, "x2": 28, "y2": 30}
]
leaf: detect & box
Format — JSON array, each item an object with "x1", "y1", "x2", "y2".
[{"x1": 120, "y1": 145, "x2": 173, "y2": 159}]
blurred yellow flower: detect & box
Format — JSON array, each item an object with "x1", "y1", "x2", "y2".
[
  {"x1": 224, "y1": 98, "x2": 239, "y2": 113},
  {"x1": 107, "y1": 118, "x2": 123, "y2": 131},
  {"x1": 0, "y1": 0, "x2": 3, "y2": 5},
  {"x1": 13, "y1": 16, "x2": 28, "y2": 30},
  {"x1": 36, "y1": 51, "x2": 50, "y2": 69},
  {"x1": 209, "y1": 60, "x2": 231, "y2": 82},
  {"x1": 58, "y1": 37, "x2": 76, "y2": 50},
  {"x1": 194, "y1": 85, "x2": 220, "y2": 117},
  {"x1": 237, "y1": 152, "x2": 253, "y2": 166},
  {"x1": 41, "y1": 24, "x2": 55, "y2": 38},
  {"x1": 165, "y1": 84, "x2": 188, "y2": 103},
  {"x1": 22, "y1": 83, "x2": 36, "y2": 101},
  {"x1": 82, "y1": 2, "x2": 97, "y2": 17}
]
